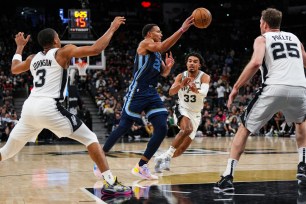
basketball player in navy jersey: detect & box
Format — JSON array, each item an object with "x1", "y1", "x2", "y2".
[
  {"x1": 214, "y1": 8, "x2": 306, "y2": 192},
  {"x1": 103, "y1": 15, "x2": 194, "y2": 180},
  {"x1": 1, "y1": 16, "x2": 132, "y2": 195}
]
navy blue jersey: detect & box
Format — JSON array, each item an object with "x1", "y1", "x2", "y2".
[
  {"x1": 132, "y1": 52, "x2": 162, "y2": 87},
  {"x1": 122, "y1": 51, "x2": 168, "y2": 122}
]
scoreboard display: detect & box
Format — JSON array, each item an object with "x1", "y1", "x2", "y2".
[{"x1": 68, "y1": 9, "x2": 90, "y2": 33}]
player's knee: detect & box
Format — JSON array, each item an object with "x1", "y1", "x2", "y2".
[
  {"x1": 181, "y1": 128, "x2": 193, "y2": 136},
  {"x1": 70, "y1": 124, "x2": 98, "y2": 147}
]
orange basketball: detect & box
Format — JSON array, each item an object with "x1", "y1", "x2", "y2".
[{"x1": 192, "y1": 7, "x2": 212, "y2": 29}]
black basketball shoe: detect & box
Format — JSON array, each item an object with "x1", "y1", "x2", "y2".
[
  {"x1": 297, "y1": 162, "x2": 306, "y2": 187},
  {"x1": 214, "y1": 175, "x2": 234, "y2": 193}
]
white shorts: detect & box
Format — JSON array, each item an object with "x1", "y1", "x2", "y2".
[
  {"x1": 242, "y1": 85, "x2": 306, "y2": 134},
  {"x1": 10, "y1": 96, "x2": 98, "y2": 146},
  {"x1": 173, "y1": 105, "x2": 202, "y2": 140}
]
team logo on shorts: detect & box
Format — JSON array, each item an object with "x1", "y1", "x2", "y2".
[{"x1": 71, "y1": 115, "x2": 77, "y2": 126}]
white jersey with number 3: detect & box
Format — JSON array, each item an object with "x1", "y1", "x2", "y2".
[
  {"x1": 178, "y1": 71, "x2": 205, "y2": 112},
  {"x1": 30, "y1": 48, "x2": 68, "y2": 101},
  {"x1": 262, "y1": 31, "x2": 306, "y2": 87}
]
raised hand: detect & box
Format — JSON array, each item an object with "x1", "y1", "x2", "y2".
[
  {"x1": 110, "y1": 16, "x2": 126, "y2": 32},
  {"x1": 165, "y1": 51, "x2": 175, "y2": 69},
  {"x1": 180, "y1": 15, "x2": 194, "y2": 33},
  {"x1": 15, "y1": 32, "x2": 31, "y2": 47}
]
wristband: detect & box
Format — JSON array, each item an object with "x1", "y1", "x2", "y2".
[
  {"x1": 12, "y1": 54, "x2": 22, "y2": 62},
  {"x1": 179, "y1": 27, "x2": 185, "y2": 33}
]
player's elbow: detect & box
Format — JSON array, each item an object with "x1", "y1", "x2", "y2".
[
  {"x1": 250, "y1": 60, "x2": 262, "y2": 69},
  {"x1": 91, "y1": 47, "x2": 103, "y2": 56},
  {"x1": 11, "y1": 67, "x2": 20, "y2": 75}
]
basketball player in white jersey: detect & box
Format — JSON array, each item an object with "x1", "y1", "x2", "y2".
[
  {"x1": 1, "y1": 16, "x2": 132, "y2": 195},
  {"x1": 154, "y1": 52, "x2": 210, "y2": 172},
  {"x1": 214, "y1": 8, "x2": 306, "y2": 192}
]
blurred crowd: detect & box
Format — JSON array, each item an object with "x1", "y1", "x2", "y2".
[{"x1": 0, "y1": 2, "x2": 305, "y2": 142}]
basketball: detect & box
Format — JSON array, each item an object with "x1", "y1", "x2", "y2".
[{"x1": 192, "y1": 7, "x2": 212, "y2": 29}]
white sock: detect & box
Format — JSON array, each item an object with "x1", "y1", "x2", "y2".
[
  {"x1": 222, "y1": 158, "x2": 238, "y2": 177},
  {"x1": 298, "y1": 147, "x2": 306, "y2": 163},
  {"x1": 166, "y1": 146, "x2": 176, "y2": 158},
  {"x1": 101, "y1": 170, "x2": 115, "y2": 185}
]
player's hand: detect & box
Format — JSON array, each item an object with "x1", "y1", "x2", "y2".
[
  {"x1": 165, "y1": 51, "x2": 175, "y2": 69},
  {"x1": 227, "y1": 87, "x2": 239, "y2": 109},
  {"x1": 15, "y1": 32, "x2": 31, "y2": 47},
  {"x1": 180, "y1": 15, "x2": 194, "y2": 33},
  {"x1": 180, "y1": 77, "x2": 192, "y2": 88},
  {"x1": 188, "y1": 81, "x2": 198, "y2": 93},
  {"x1": 110, "y1": 16, "x2": 126, "y2": 31}
]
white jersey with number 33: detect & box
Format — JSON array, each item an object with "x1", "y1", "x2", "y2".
[
  {"x1": 178, "y1": 71, "x2": 205, "y2": 112},
  {"x1": 262, "y1": 31, "x2": 306, "y2": 87},
  {"x1": 29, "y1": 48, "x2": 68, "y2": 101}
]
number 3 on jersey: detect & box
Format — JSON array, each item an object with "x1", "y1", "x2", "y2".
[{"x1": 34, "y1": 69, "x2": 46, "y2": 87}]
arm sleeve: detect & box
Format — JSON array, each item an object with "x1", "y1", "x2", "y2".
[{"x1": 198, "y1": 83, "x2": 209, "y2": 96}]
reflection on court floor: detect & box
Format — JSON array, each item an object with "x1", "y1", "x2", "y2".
[{"x1": 86, "y1": 180, "x2": 303, "y2": 204}]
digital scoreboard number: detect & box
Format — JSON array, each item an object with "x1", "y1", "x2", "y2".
[{"x1": 68, "y1": 9, "x2": 90, "y2": 33}]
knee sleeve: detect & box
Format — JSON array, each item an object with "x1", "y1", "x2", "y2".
[
  {"x1": 0, "y1": 138, "x2": 28, "y2": 161},
  {"x1": 69, "y1": 124, "x2": 98, "y2": 147}
]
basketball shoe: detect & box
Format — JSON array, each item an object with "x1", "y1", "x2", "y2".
[
  {"x1": 101, "y1": 177, "x2": 132, "y2": 195},
  {"x1": 131, "y1": 163, "x2": 158, "y2": 180},
  {"x1": 162, "y1": 156, "x2": 171, "y2": 171},
  {"x1": 214, "y1": 175, "x2": 234, "y2": 193},
  {"x1": 154, "y1": 155, "x2": 164, "y2": 173},
  {"x1": 154, "y1": 155, "x2": 171, "y2": 172},
  {"x1": 101, "y1": 194, "x2": 132, "y2": 203},
  {"x1": 297, "y1": 162, "x2": 306, "y2": 186}
]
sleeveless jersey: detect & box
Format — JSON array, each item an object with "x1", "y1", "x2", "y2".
[
  {"x1": 261, "y1": 31, "x2": 306, "y2": 88},
  {"x1": 130, "y1": 51, "x2": 162, "y2": 89},
  {"x1": 29, "y1": 48, "x2": 68, "y2": 101},
  {"x1": 178, "y1": 71, "x2": 205, "y2": 112}
]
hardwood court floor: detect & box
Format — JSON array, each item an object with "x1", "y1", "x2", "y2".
[{"x1": 0, "y1": 136, "x2": 301, "y2": 203}]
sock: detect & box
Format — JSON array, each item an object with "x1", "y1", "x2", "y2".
[
  {"x1": 222, "y1": 158, "x2": 238, "y2": 177},
  {"x1": 298, "y1": 147, "x2": 306, "y2": 163},
  {"x1": 166, "y1": 146, "x2": 176, "y2": 158},
  {"x1": 139, "y1": 159, "x2": 148, "y2": 167},
  {"x1": 101, "y1": 170, "x2": 115, "y2": 185}
]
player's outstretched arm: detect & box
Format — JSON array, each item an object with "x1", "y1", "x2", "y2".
[{"x1": 61, "y1": 16, "x2": 126, "y2": 59}]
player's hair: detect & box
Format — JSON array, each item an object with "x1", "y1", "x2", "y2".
[
  {"x1": 185, "y1": 52, "x2": 205, "y2": 66},
  {"x1": 142, "y1": 24, "x2": 158, "y2": 38},
  {"x1": 37, "y1": 28, "x2": 57, "y2": 48},
  {"x1": 261, "y1": 8, "x2": 282, "y2": 29}
]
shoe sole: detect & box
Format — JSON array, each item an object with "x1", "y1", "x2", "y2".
[
  {"x1": 102, "y1": 190, "x2": 132, "y2": 196},
  {"x1": 131, "y1": 169, "x2": 158, "y2": 180},
  {"x1": 297, "y1": 173, "x2": 306, "y2": 181},
  {"x1": 213, "y1": 187, "x2": 235, "y2": 193}
]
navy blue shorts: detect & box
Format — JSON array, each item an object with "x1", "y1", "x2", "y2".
[{"x1": 122, "y1": 88, "x2": 168, "y2": 122}]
